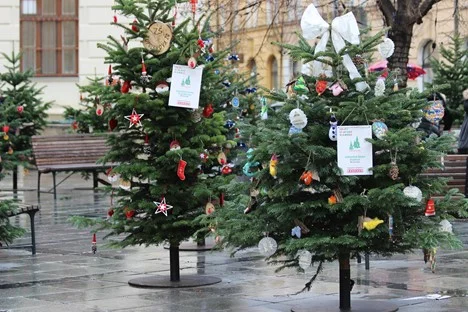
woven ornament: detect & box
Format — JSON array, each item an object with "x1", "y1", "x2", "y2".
[
  {"x1": 378, "y1": 38, "x2": 395, "y2": 59},
  {"x1": 374, "y1": 78, "x2": 385, "y2": 97},
  {"x1": 388, "y1": 162, "x2": 399, "y2": 180}
]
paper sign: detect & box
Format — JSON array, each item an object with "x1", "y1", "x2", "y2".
[
  {"x1": 337, "y1": 125, "x2": 373, "y2": 175},
  {"x1": 168, "y1": 64, "x2": 203, "y2": 109}
]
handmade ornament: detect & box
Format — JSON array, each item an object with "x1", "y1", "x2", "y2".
[
  {"x1": 96, "y1": 104, "x2": 104, "y2": 116},
  {"x1": 243, "y1": 148, "x2": 260, "y2": 178},
  {"x1": 143, "y1": 21, "x2": 173, "y2": 55},
  {"x1": 388, "y1": 215, "x2": 394, "y2": 239},
  {"x1": 388, "y1": 161, "x2": 399, "y2": 180},
  {"x1": 121, "y1": 80, "x2": 131, "y2": 93},
  {"x1": 293, "y1": 76, "x2": 308, "y2": 93},
  {"x1": 217, "y1": 152, "x2": 227, "y2": 165},
  {"x1": 245, "y1": 87, "x2": 257, "y2": 94},
  {"x1": 291, "y1": 226, "x2": 302, "y2": 238},
  {"x1": 140, "y1": 59, "x2": 151, "y2": 84},
  {"x1": 393, "y1": 79, "x2": 399, "y2": 91},
  {"x1": 17, "y1": 105, "x2": 24, "y2": 114},
  {"x1": 258, "y1": 236, "x2": 277, "y2": 257},
  {"x1": 205, "y1": 54, "x2": 214, "y2": 62},
  {"x1": 200, "y1": 151, "x2": 209, "y2": 162},
  {"x1": 131, "y1": 19, "x2": 139, "y2": 32},
  {"x1": 177, "y1": 159, "x2": 187, "y2": 180},
  {"x1": 425, "y1": 198, "x2": 435, "y2": 216},
  {"x1": 124, "y1": 208, "x2": 135, "y2": 219},
  {"x1": 300, "y1": 4, "x2": 369, "y2": 92},
  {"x1": 374, "y1": 78, "x2": 386, "y2": 97},
  {"x1": 2, "y1": 125, "x2": 9, "y2": 140},
  {"x1": 106, "y1": 168, "x2": 120, "y2": 183},
  {"x1": 300, "y1": 171, "x2": 313, "y2": 186},
  {"x1": 143, "y1": 134, "x2": 151, "y2": 155},
  {"x1": 190, "y1": 0, "x2": 198, "y2": 14},
  {"x1": 297, "y1": 249, "x2": 312, "y2": 270},
  {"x1": 260, "y1": 97, "x2": 268, "y2": 120},
  {"x1": 154, "y1": 197, "x2": 173, "y2": 216},
  {"x1": 289, "y1": 108, "x2": 307, "y2": 129},
  {"x1": 439, "y1": 220, "x2": 453, "y2": 233},
  {"x1": 221, "y1": 164, "x2": 233, "y2": 175},
  {"x1": 92, "y1": 233, "x2": 97, "y2": 254},
  {"x1": 155, "y1": 81, "x2": 169, "y2": 94},
  {"x1": 205, "y1": 202, "x2": 215, "y2": 215},
  {"x1": 188, "y1": 57, "x2": 197, "y2": 69},
  {"x1": 108, "y1": 118, "x2": 118, "y2": 131},
  {"x1": 202, "y1": 104, "x2": 214, "y2": 117},
  {"x1": 224, "y1": 120, "x2": 235, "y2": 129},
  {"x1": 363, "y1": 217, "x2": 384, "y2": 230},
  {"x1": 107, "y1": 208, "x2": 114, "y2": 218},
  {"x1": 315, "y1": 79, "x2": 328, "y2": 95},
  {"x1": 124, "y1": 108, "x2": 144, "y2": 128},
  {"x1": 232, "y1": 96, "x2": 240, "y2": 108},
  {"x1": 372, "y1": 120, "x2": 388, "y2": 139},
  {"x1": 328, "y1": 194, "x2": 337, "y2": 205},
  {"x1": 403, "y1": 185, "x2": 423, "y2": 202},
  {"x1": 269, "y1": 154, "x2": 278, "y2": 178},
  {"x1": 170, "y1": 140, "x2": 181, "y2": 150},
  {"x1": 378, "y1": 38, "x2": 395, "y2": 59},
  {"x1": 119, "y1": 178, "x2": 131, "y2": 190},
  {"x1": 423, "y1": 100, "x2": 445, "y2": 124},
  {"x1": 329, "y1": 81, "x2": 344, "y2": 96},
  {"x1": 7, "y1": 146, "x2": 13, "y2": 155},
  {"x1": 329, "y1": 115, "x2": 338, "y2": 141},
  {"x1": 228, "y1": 54, "x2": 240, "y2": 61}
]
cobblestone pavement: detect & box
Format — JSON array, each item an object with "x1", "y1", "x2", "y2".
[{"x1": 0, "y1": 170, "x2": 467, "y2": 311}]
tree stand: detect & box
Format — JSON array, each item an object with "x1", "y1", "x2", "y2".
[
  {"x1": 128, "y1": 243, "x2": 221, "y2": 288},
  {"x1": 291, "y1": 252, "x2": 399, "y2": 312},
  {"x1": 164, "y1": 234, "x2": 215, "y2": 252}
]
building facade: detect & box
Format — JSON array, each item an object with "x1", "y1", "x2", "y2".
[{"x1": 0, "y1": 1, "x2": 466, "y2": 121}]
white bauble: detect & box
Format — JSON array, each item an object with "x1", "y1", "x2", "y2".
[
  {"x1": 378, "y1": 38, "x2": 395, "y2": 59},
  {"x1": 258, "y1": 237, "x2": 277, "y2": 257},
  {"x1": 403, "y1": 185, "x2": 423, "y2": 202},
  {"x1": 296, "y1": 249, "x2": 312, "y2": 270},
  {"x1": 439, "y1": 220, "x2": 453, "y2": 233},
  {"x1": 289, "y1": 108, "x2": 308, "y2": 129},
  {"x1": 374, "y1": 78, "x2": 386, "y2": 97}
]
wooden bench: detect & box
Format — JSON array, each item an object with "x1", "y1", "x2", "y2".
[
  {"x1": 3, "y1": 203, "x2": 40, "y2": 255},
  {"x1": 32, "y1": 134, "x2": 115, "y2": 199}
]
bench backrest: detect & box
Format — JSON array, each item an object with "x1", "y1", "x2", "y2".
[{"x1": 32, "y1": 134, "x2": 112, "y2": 167}]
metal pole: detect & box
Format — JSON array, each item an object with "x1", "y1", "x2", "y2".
[
  {"x1": 339, "y1": 252, "x2": 351, "y2": 310},
  {"x1": 169, "y1": 244, "x2": 180, "y2": 282}
]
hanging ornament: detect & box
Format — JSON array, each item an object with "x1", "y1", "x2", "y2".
[
  {"x1": 289, "y1": 108, "x2": 308, "y2": 130},
  {"x1": 108, "y1": 118, "x2": 118, "y2": 131},
  {"x1": 372, "y1": 120, "x2": 388, "y2": 139},
  {"x1": 143, "y1": 21, "x2": 173, "y2": 55},
  {"x1": 17, "y1": 105, "x2": 24, "y2": 114},
  {"x1": 363, "y1": 217, "x2": 384, "y2": 230},
  {"x1": 96, "y1": 104, "x2": 104, "y2": 116},
  {"x1": 121, "y1": 80, "x2": 132, "y2": 93},
  {"x1": 297, "y1": 249, "x2": 312, "y2": 270},
  {"x1": 107, "y1": 208, "x2": 114, "y2": 218},
  {"x1": 260, "y1": 97, "x2": 268, "y2": 120},
  {"x1": 221, "y1": 164, "x2": 233, "y2": 175},
  {"x1": 120, "y1": 35, "x2": 128, "y2": 52},
  {"x1": 2, "y1": 125, "x2": 9, "y2": 140},
  {"x1": 205, "y1": 54, "x2": 214, "y2": 62},
  {"x1": 170, "y1": 140, "x2": 181, "y2": 151},
  {"x1": 374, "y1": 77, "x2": 386, "y2": 97},
  {"x1": 71, "y1": 121, "x2": 79, "y2": 131},
  {"x1": 119, "y1": 178, "x2": 131, "y2": 190},
  {"x1": 155, "y1": 81, "x2": 169, "y2": 94},
  {"x1": 388, "y1": 161, "x2": 399, "y2": 180},
  {"x1": 403, "y1": 185, "x2": 423, "y2": 202},
  {"x1": 388, "y1": 214, "x2": 394, "y2": 239},
  {"x1": 258, "y1": 236, "x2": 277, "y2": 257},
  {"x1": 125, "y1": 208, "x2": 135, "y2": 219},
  {"x1": 439, "y1": 220, "x2": 453, "y2": 233},
  {"x1": 315, "y1": 79, "x2": 328, "y2": 95},
  {"x1": 393, "y1": 78, "x2": 399, "y2": 91},
  {"x1": 222, "y1": 80, "x2": 231, "y2": 87},
  {"x1": 106, "y1": 168, "x2": 120, "y2": 183},
  {"x1": 328, "y1": 194, "x2": 337, "y2": 205},
  {"x1": 300, "y1": 171, "x2": 313, "y2": 186},
  {"x1": 202, "y1": 103, "x2": 214, "y2": 117},
  {"x1": 7, "y1": 145, "x2": 13, "y2": 155},
  {"x1": 177, "y1": 158, "x2": 187, "y2": 180},
  {"x1": 329, "y1": 114, "x2": 338, "y2": 141},
  {"x1": 224, "y1": 120, "x2": 236, "y2": 129},
  {"x1": 205, "y1": 202, "x2": 215, "y2": 215},
  {"x1": 227, "y1": 54, "x2": 240, "y2": 61},
  {"x1": 143, "y1": 133, "x2": 151, "y2": 155},
  {"x1": 329, "y1": 81, "x2": 345, "y2": 96},
  {"x1": 113, "y1": 11, "x2": 117, "y2": 23},
  {"x1": 188, "y1": 56, "x2": 197, "y2": 69},
  {"x1": 378, "y1": 38, "x2": 395, "y2": 59},
  {"x1": 200, "y1": 150, "x2": 209, "y2": 162},
  {"x1": 231, "y1": 96, "x2": 240, "y2": 108},
  {"x1": 219, "y1": 193, "x2": 224, "y2": 207},
  {"x1": 293, "y1": 76, "x2": 308, "y2": 93},
  {"x1": 124, "y1": 108, "x2": 144, "y2": 128},
  {"x1": 245, "y1": 87, "x2": 257, "y2": 94},
  {"x1": 106, "y1": 65, "x2": 115, "y2": 86},
  {"x1": 291, "y1": 226, "x2": 302, "y2": 238},
  {"x1": 154, "y1": 197, "x2": 173, "y2": 216},
  {"x1": 217, "y1": 152, "x2": 227, "y2": 165},
  {"x1": 140, "y1": 59, "x2": 151, "y2": 84},
  {"x1": 190, "y1": 0, "x2": 198, "y2": 15},
  {"x1": 131, "y1": 19, "x2": 139, "y2": 32},
  {"x1": 92, "y1": 233, "x2": 97, "y2": 254},
  {"x1": 269, "y1": 154, "x2": 278, "y2": 178},
  {"x1": 423, "y1": 100, "x2": 445, "y2": 125},
  {"x1": 425, "y1": 198, "x2": 435, "y2": 216}
]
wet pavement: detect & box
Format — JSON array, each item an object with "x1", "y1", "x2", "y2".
[{"x1": 1, "y1": 170, "x2": 468, "y2": 311}]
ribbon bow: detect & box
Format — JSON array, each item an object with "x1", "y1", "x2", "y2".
[{"x1": 300, "y1": 4, "x2": 369, "y2": 92}]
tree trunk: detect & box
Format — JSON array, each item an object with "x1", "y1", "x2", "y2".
[
  {"x1": 169, "y1": 243, "x2": 180, "y2": 282},
  {"x1": 387, "y1": 23, "x2": 414, "y2": 88},
  {"x1": 339, "y1": 251, "x2": 351, "y2": 310}
]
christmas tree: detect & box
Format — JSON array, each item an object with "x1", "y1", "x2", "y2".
[
  {"x1": 0, "y1": 52, "x2": 51, "y2": 188},
  {"x1": 207, "y1": 4, "x2": 468, "y2": 310},
  {"x1": 71, "y1": 0, "x2": 253, "y2": 286},
  {"x1": 430, "y1": 35, "x2": 468, "y2": 125}
]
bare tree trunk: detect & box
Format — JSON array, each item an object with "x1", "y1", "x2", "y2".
[{"x1": 387, "y1": 24, "x2": 414, "y2": 88}]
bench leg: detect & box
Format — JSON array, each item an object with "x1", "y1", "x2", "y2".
[
  {"x1": 365, "y1": 252, "x2": 370, "y2": 270},
  {"x1": 93, "y1": 171, "x2": 98, "y2": 188},
  {"x1": 52, "y1": 171, "x2": 57, "y2": 200},
  {"x1": 37, "y1": 172, "x2": 41, "y2": 198},
  {"x1": 27, "y1": 210, "x2": 37, "y2": 255}
]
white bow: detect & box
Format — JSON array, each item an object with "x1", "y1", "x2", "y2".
[{"x1": 300, "y1": 4, "x2": 369, "y2": 92}]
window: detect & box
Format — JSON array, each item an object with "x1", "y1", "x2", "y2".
[
  {"x1": 20, "y1": 0, "x2": 78, "y2": 76},
  {"x1": 266, "y1": 0, "x2": 281, "y2": 25},
  {"x1": 421, "y1": 40, "x2": 434, "y2": 87},
  {"x1": 247, "y1": 58, "x2": 257, "y2": 77},
  {"x1": 269, "y1": 56, "x2": 279, "y2": 90}
]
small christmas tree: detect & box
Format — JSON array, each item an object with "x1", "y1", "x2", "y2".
[
  {"x1": 71, "y1": 0, "x2": 253, "y2": 286},
  {"x1": 0, "y1": 52, "x2": 51, "y2": 188},
  {"x1": 430, "y1": 35, "x2": 468, "y2": 124},
  {"x1": 208, "y1": 4, "x2": 468, "y2": 310}
]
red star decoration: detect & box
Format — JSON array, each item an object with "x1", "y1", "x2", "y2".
[
  {"x1": 154, "y1": 197, "x2": 173, "y2": 216},
  {"x1": 124, "y1": 108, "x2": 144, "y2": 128}
]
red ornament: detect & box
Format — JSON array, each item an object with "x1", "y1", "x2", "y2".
[
  {"x1": 131, "y1": 19, "x2": 139, "y2": 32},
  {"x1": 170, "y1": 140, "x2": 181, "y2": 150},
  {"x1": 425, "y1": 198, "x2": 436, "y2": 216},
  {"x1": 2, "y1": 125, "x2": 9, "y2": 133},
  {"x1": 124, "y1": 108, "x2": 144, "y2": 128},
  {"x1": 203, "y1": 104, "x2": 214, "y2": 117},
  {"x1": 197, "y1": 38, "x2": 205, "y2": 49},
  {"x1": 108, "y1": 118, "x2": 118, "y2": 131},
  {"x1": 141, "y1": 61, "x2": 147, "y2": 76},
  {"x1": 188, "y1": 57, "x2": 197, "y2": 69},
  {"x1": 221, "y1": 164, "x2": 232, "y2": 175},
  {"x1": 121, "y1": 80, "x2": 131, "y2": 93},
  {"x1": 107, "y1": 208, "x2": 114, "y2": 217},
  {"x1": 300, "y1": 171, "x2": 313, "y2": 186},
  {"x1": 125, "y1": 209, "x2": 135, "y2": 219},
  {"x1": 316, "y1": 80, "x2": 328, "y2": 95},
  {"x1": 200, "y1": 151, "x2": 209, "y2": 162},
  {"x1": 96, "y1": 104, "x2": 104, "y2": 116},
  {"x1": 177, "y1": 159, "x2": 187, "y2": 181},
  {"x1": 17, "y1": 106, "x2": 24, "y2": 114},
  {"x1": 190, "y1": 0, "x2": 198, "y2": 13},
  {"x1": 71, "y1": 121, "x2": 78, "y2": 130},
  {"x1": 113, "y1": 14, "x2": 117, "y2": 23},
  {"x1": 209, "y1": 46, "x2": 214, "y2": 54},
  {"x1": 154, "y1": 197, "x2": 173, "y2": 216}
]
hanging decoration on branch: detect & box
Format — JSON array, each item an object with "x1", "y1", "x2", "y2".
[
  {"x1": 124, "y1": 108, "x2": 144, "y2": 128},
  {"x1": 92, "y1": 233, "x2": 97, "y2": 254},
  {"x1": 403, "y1": 185, "x2": 423, "y2": 202},
  {"x1": 372, "y1": 120, "x2": 388, "y2": 139},
  {"x1": 363, "y1": 217, "x2": 384, "y2": 230},
  {"x1": 177, "y1": 158, "x2": 187, "y2": 180},
  {"x1": 378, "y1": 38, "x2": 395, "y2": 59},
  {"x1": 258, "y1": 236, "x2": 277, "y2": 257},
  {"x1": 374, "y1": 77, "x2": 386, "y2": 97},
  {"x1": 329, "y1": 114, "x2": 338, "y2": 141},
  {"x1": 300, "y1": 4, "x2": 369, "y2": 92},
  {"x1": 425, "y1": 198, "x2": 436, "y2": 216},
  {"x1": 143, "y1": 21, "x2": 173, "y2": 55},
  {"x1": 154, "y1": 197, "x2": 173, "y2": 216},
  {"x1": 289, "y1": 108, "x2": 307, "y2": 134},
  {"x1": 140, "y1": 57, "x2": 151, "y2": 84}
]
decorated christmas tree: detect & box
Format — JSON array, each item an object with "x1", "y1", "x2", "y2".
[
  {"x1": 71, "y1": 0, "x2": 256, "y2": 287},
  {"x1": 206, "y1": 4, "x2": 468, "y2": 310},
  {"x1": 0, "y1": 52, "x2": 51, "y2": 188}
]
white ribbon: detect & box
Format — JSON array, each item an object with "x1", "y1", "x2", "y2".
[{"x1": 300, "y1": 4, "x2": 369, "y2": 92}]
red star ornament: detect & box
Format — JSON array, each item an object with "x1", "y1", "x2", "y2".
[
  {"x1": 154, "y1": 197, "x2": 173, "y2": 216},
  {"x1": 124, "y1": 108, "x2": 144, "y2": 128}
]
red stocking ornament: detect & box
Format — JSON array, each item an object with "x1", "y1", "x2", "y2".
[{"x1": 177, "y1": 159, "x2": 187, "y2": 180}]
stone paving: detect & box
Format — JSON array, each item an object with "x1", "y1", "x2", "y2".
[{"x1": 0, "y1": 170, "x2": 468, "y2": 311}]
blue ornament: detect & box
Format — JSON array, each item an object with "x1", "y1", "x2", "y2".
[
  {"x1": 228, "y1": 54, "x2": 240, "y2": 61},
  {"x1": 224, "y1": 120, "x2": 235, "y2": 129},
  {"x1": 232, "y1": 97, "x2": 240, "y2": 108},
  {"x1": 237, "y1": 142, "x2": 247, "y2": 148},
  {"x1": 372, "y1": 120, "x2": 388, "y2": 139},
  {"x1": 205, "y1": 55, "x2": 214, "y2": 62},
  {"x1": 214, "y1": 69, "x2": 220, "y2": 75},
  {"x1": 289, "y1": 126, "x2": 302, "y2": 135},
  {"x1": 245, "y1": 87, "x2": 257, "y2": 94},
  {"x1": 291, "y1": 226, "x2": 302, "y2": 238}
]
